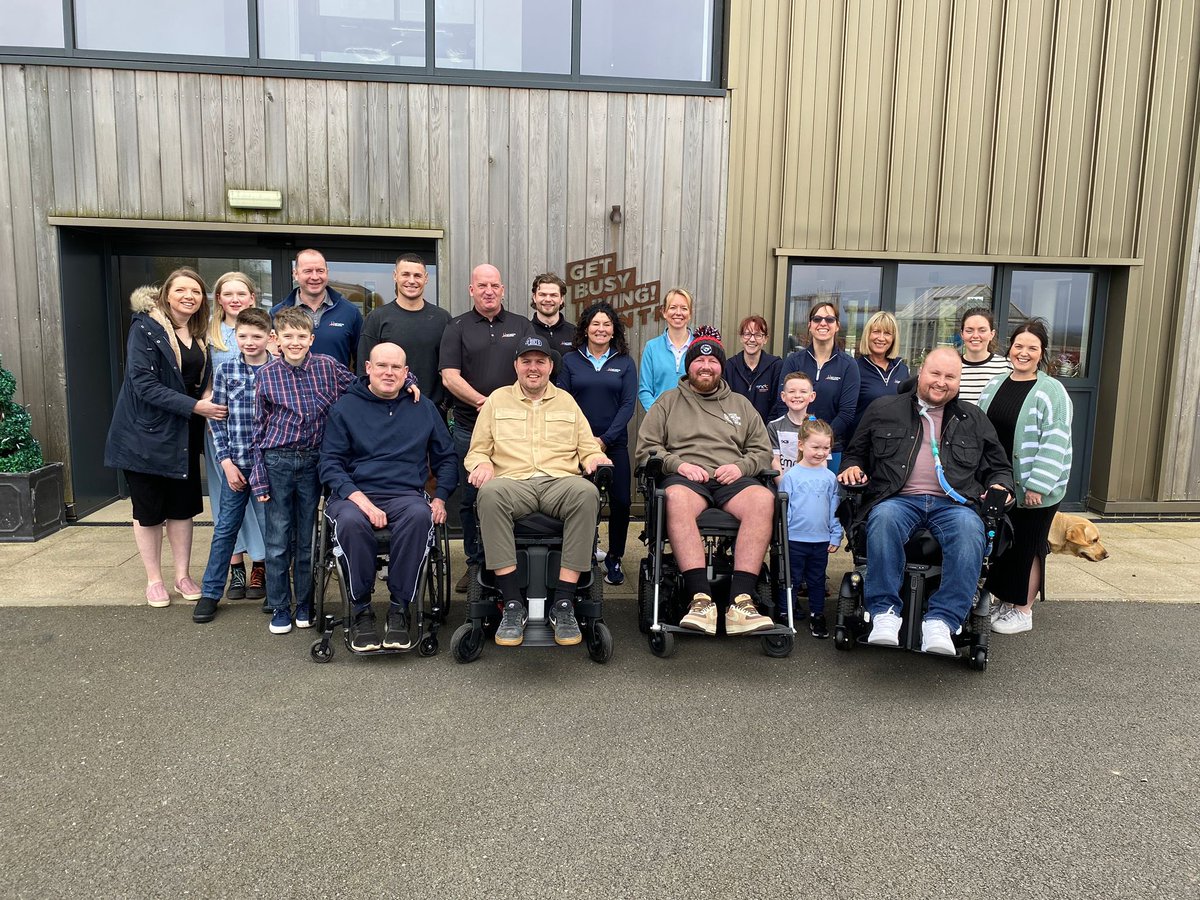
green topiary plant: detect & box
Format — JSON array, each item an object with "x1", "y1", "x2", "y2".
[{"x1": 0, "y1": 354, "x2": 44, "y2": 473}]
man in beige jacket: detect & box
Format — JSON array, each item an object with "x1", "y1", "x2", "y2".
[{"x1": 466, "y1": 336, "x2": 611, "y2": 648}]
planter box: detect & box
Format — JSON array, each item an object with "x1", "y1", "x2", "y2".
[{"x1": 0, "y1": 463, "x2": 65, "y2": 542}]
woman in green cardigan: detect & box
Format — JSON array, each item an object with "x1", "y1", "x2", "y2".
[{"x1": 978, "y1": 319, "x2": 1073, "y2": 635}]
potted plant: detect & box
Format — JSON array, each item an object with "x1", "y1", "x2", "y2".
[{"x1": 0, "y1": 354, "x2": 64, "y2": 541}]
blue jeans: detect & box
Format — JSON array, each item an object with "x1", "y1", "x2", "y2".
[
  {"x1": 865, "y1": 494, "x2": 985, "y2": 630},
  {"x1": 200, "y1": 469, "x2": 268, "y2": 599},
  {"x1": 453, "y1": 423, "x2": 482, "y2": 567},
  {"x1": 204, "y1": 432, "x2": 265, "y2": 561},
  {"x1": 788, "y1": 540, "x2": 829, "y2": 615},
  {"x1": 263, "y1": 448, "x2": 321, "y2": 613}
]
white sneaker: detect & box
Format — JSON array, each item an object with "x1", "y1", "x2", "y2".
[
  {"x1": 992, "y1": 607, "x2": 1033, "y2": 634},
  {"x1": 866, "y1": 609, "x2": 902, "y2": 646},
  {"x1": 989, "y1": 601, "x2": 1013, "y2": 623},
  {"x1": 920, "y1": 618, "x2": 956, "y2": 655}
]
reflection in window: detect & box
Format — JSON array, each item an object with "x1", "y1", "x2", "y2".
[
  {"x1": 1007, "y1": 270, "x2": 1093, "y2": 378},
  {"x1": 434, "y1": 0, "x2": 570, "y2": 73},
  {"x1": 311, "y1": 260, "x2": 439, "y2": 315},
  {"x1": 894, "y1": 264, "x2": 994, "y2": 367},
  {"x1": 76, "y1": 0, "x2": 249, "y2": 56},
  {"x1": 580, "y1": 0, "x2": 713, "y2": 81},
  {"x1": 2, "y1": 0, "x2": 64, "y2": 48},
  {"x1": 259, "y1": 0, "x2": 426, "y2": 66},
  {"x1": 785, "y1": 264, "x2": 882, "y2": 358}
]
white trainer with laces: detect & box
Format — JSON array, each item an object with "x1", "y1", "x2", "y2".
[
  {"x1": 989, "y1": 601, "x2": 1013, "y2": 623},
  {"x1": 992, "y1": 607, "x2": 1033, "y2": 634},
  {"x1": 920, "y1": 618, "x2": 956, "y2": 655},
  {"x1": 866, "y1": 608, "x2": 902, "y2": 646}
]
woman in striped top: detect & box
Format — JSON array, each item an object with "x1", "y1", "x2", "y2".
[
  {"x1": 978, "y1": 318, "x2": 1073, "y2": 635},
  {"x1": 957, "y1": 307, "x2": 1012, "y2": 404}
]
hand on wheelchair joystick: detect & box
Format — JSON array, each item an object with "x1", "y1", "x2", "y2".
[{"x1": 837, "y1": 465, "x2": 868, "y2": 487}]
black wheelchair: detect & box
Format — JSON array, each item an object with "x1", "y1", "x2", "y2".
[
  {"x1": 308, "y1": 494, "x2": 451, "y2": 663},
  {"x1": 833, "y1": 483, "x2": 1010, "y2": 671},
  {"x1": 635, "y1": 454, "x2": 796, "y2": 658},
  {"x1": 449, "y1": 466, "x2": 615, "y2": 665}
]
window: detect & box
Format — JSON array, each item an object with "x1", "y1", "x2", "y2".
[
  {"x1": 1007, "y1": 270, "x2": 1094, "y2": 378},
  {"x1": 76, "y1": 0, "x2": 249, "y2": 57},
  {"x1": 260, "y1": 0, "x2": 426, "y2": 66},
  {"x1": 434, "y1": 0, "x2": 570, "y2": 74},
  {"x1": 784, "y1": 263, "x2": 882, "y2": 357},
  {"x1": 580, "y1": 0, "x2": 714, "y2": 81},
  {"x1": 894, "y1": 263, "x2": 994, "y2": 366},
  {"x1": 1, "y1": 0, "x2": 64, "y2": 48}
]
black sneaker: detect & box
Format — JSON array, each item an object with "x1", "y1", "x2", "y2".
[
  {"x1": 549, "y1": 598, "x2": 582, "y2": 646},
  {"x1": 494, "y1": 601, "x2": 527, "y2": 647},
  {"x1": 226, "y1": 563, "x2": 247, "y2": 600},
  {"x1": 604, "y1": 556, "x2": 624, "y2": 585},
  {"x1": 809, "y1": 613, "x2": 828, "y2": 639},
  {"x1": 383, "y1": 606, "x2": 412, "y2": 650},
  {"x1": 193, "y1": 596, "x2": 219, "y2": 624},
  {"x1": 350, "y1": 608, "x2": 382, "y2": 652}
]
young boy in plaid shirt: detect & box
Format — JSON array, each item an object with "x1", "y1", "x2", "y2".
[
  {"x1": 194, "y1": 308, "x2": 274, "y2": 624},
  {"x1": 250, "y1": 307, "x2": 417, "y2": 635}
]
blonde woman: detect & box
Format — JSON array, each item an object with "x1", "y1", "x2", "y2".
[
  {"x1": 848, "y1": 310, "x2": 910, "y2": 442},
  {"x1": 637, "y1": 287, "x2": 694, "y2": 411}
]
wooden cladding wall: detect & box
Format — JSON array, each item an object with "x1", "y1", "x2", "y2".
[
  {"x1": 724, "y1": 0, "x2": 1200, "y2": 504},
  {"x1": 0, "y1": 65, "x2": 729, "y2": 496}
]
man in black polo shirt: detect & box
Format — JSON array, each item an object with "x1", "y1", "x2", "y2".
[
  {"x1": 528, "y1": 272, "x2": 575, "y2": 357},
  {"x1": 440, "y1": 264, "x2": 533, "y2": 590}
]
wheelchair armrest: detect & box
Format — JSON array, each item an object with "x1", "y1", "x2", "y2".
[
  {"x1": 636, "y1": 453, "x2": 664, "y2": 481},
  {"x1": 587, "y1": 463, "x2": 614, "y2": 495}
]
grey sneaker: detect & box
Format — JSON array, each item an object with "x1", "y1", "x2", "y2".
[
  {"x1": 350, "y1": 609, "x2": 382, "y2": 652},
  {"x1": 494, "y1": 601, "x2": 527, "y2": 647},
  {"x1": 549, "y1": 598, "x2": 582, "y2": 646}
]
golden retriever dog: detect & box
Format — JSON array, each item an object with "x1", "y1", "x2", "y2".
[{"x1": 1048, "y1": 512, "x2": 1109, "y2": 561}]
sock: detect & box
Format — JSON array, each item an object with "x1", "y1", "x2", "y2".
[
  {"x1": 682, "y1": 568, "x2": 709, "y2": 599},
  {"x1": 495, "y1": 571, "x2": 523, "y2": 606},
  {"x1": 553, "y1": 585, "x2": 576, "y2": 607},
  {"x1": 729, "y1": 570, "x2": 758, "y2": 601}
]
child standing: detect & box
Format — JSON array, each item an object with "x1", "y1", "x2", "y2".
[
  {"x1": 768, "y1": 371, "x2": 816, "y2": 474},
  {"x1": 780, "y1": 419, "x2": 843, "y2": 638},
  {"x1": 194, "y1": 308, "x2": 273, "y2": 624}
]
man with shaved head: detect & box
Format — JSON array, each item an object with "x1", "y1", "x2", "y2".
[
  {"x1": 838, "y1": 347, "x2": 1013, "y2": 655},
  {"x1": 440, "y1": 264, "x2": 533, "y2": 589}
]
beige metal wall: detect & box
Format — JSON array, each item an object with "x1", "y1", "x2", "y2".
[
  {"x1": 724, "y1": 0, "x2": 1200, "y2": 506},
  {"x1": 0, "y1": 64, "x2": 729, "y2": 498}
]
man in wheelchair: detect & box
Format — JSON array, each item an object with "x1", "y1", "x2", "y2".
[
  {"x1": 466, "y1": 335, "x2": 611, "y2": 647},
  {"x1": 837, "y1": 348, "x2": 1013, "y2": 654},
  {"x1": 319, "y1": 343, "x2": 458, "y2": 652},
  {"x1": 636, "y1": 330, "x2": 777, "y2": 636}
]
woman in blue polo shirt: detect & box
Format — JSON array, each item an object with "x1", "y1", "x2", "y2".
[
  {"x1": 558, "y1": 301, "x2": 637, "y2": 586},
  {"x1": 637, "y1": 287, "x2": 693, "y2": 411}
]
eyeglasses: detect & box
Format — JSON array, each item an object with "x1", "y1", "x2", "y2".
[
  {"x1": 809, "y1": 315, "x2": 838, "y2": 325},
  {"x1": 740, "y1": 332, "x2": 766, "y2": 340}
]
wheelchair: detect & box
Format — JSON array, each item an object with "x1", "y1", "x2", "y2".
[
  {"x1": 308, "y1": 493, "x2": 452, "y2": 663},
  {"x1": 832, "y1": 483, "x2": 1010, "y2": 671},
  {"x1": 449, "y1": 466, "x2": 615, "y2": 665},
  {"x1": 635, "y1": 454, "x2": 796, "y2": 658}
]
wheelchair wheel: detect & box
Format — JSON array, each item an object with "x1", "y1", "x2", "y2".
[
  {"x1": 833, "y1": 625, "x2": 854, "y2": 651},
  {"x1": 648, "y1": 629, "x2": 674, "y2": 658},
  {"x1": 637, "y1": 566, "x2": 654, "y2": 634},
  {"x1": 418, "y1": 635, "x2": 438, "y2": 657},
  {"x1": 969, "y1": 647, "x2": 988, "y2": 671},
  {"x1": 761, "y1": 633, "x2": 793, "y2": 658},
  {"x1": 586, "y1": 621, "x2": 614, "y2": 664},
  {"x1": 310, "y1": 639, "x2": 334, "y2": 664},
  {"x1": 450, "y1": 623, "x2": 483, "y2": 664}
]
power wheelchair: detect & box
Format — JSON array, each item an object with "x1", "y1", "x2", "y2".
[
  {"x1": 635, "y1": 454, "x2": 796, "y2": 658},
  {"x1": 832, "y1": 483, "x2": 1010, "y2": 671},
  {"x1": 449, "y1": 465, "x2": 615, "y2": 664}
]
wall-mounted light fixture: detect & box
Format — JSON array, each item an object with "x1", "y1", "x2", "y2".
[
  {"x1": 228, "y1": 189, "x2": 283, "y2": 210},
  {"x1": 609, "y1": 204, "x2": 623, "y2": 225}
]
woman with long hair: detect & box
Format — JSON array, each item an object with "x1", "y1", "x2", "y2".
[{"x1": 958, "y1": 306, "x2": 1012, "y2": 404}]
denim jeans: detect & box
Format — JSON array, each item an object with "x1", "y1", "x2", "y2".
[
  {"x1": 200, "y1": 469, "x2": 268, "y2": 600},
  {"x1": 263, "y1": 448, "x2": 321, "y2": 613},
  {"x1": 865, "y1": 494, "x2": 985, "y2": 630},
  {"x1": 453, "y1": 423, "x2": 482, "y2": 567},
  {"x1": 204, "y1": 431, "x2": 265, "y2": 561},
  {"x1": 788, "y1": 540, "x2": 830, "y2": 615}
]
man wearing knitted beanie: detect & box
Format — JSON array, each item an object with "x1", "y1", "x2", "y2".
[{"x1": 636, "y1": 326, "x2": 777, "y2": 636}]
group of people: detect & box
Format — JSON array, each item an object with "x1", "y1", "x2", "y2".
[{"x1": 104, "y1": 250, "x2": 1073, "y2": 653}]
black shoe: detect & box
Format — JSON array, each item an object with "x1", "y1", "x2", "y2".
[
  {"x1": 226, "y1": 563, "x2": 247, "y2": 600},
  {"x1": 193, "y1": 596, "x2": 219, "y2": 624},
  {"x1": 383, "y1": 606, "x2": 412, "y2": 650},
  {"x1": 549, "y1": 598, "x2": 582, "y2": 646},
  {"x1": 494, "y1": 601, "x2": 527, "y2": 647},
  {"x1": 809, "y1": 613, "x2": 828, "y2": 639},
  {"x1": 350, "y1": 608, "x2": 382, "y2": 652},
  {"x1": 245, "y1": 562, "x2": 266, "y2": 600},
  {"x1": 603, "y1": 556, "x2": 624, "y2": 585}
]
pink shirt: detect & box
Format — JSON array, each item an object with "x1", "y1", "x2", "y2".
[{"x1": 901, "y1": 402, "x2": 948, "y2": 498}]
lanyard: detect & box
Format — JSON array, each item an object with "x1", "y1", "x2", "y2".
[{"x1": 917, "y1": 400, "x2": 970, "y2": 505}]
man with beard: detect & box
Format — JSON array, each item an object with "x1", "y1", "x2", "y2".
[
  {"x1": 636, "y1": 328, "x2": 776, "y2": 637},
  {"x1": 837, "y1": 347, "x2": 1013, "y2": 655}
]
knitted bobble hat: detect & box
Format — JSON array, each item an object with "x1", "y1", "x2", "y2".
[{"x1": 685, "y1": 324, "x2": 726, "y2": 369}]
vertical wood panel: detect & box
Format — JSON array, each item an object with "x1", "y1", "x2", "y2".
[
  {"x1": 68, "y1": 68, "x2": 97, "y2": 214},
  {"x1": 507, "y1": 89, "x2": 529, "y2": 283},
  {"x1": 156, "y1": 72, "x2": 183, "y2": 218},
  {"x1": 178, "y1": 74, "x2": 205, "y2": 217},
  {"x1": 262, "y1": 78, "x2": 287, "y2": 223},
  {"x1": 658, "y1": 95, "x2": 686, "y2": 291},
  {"x1": 697, "y1": 96, "x2": 725, "y2": 315},
  {"x1": 447, "y1": 86, "x2": 472, "y2": 311},
  {"x1": 325, "y1": 80, "x2": 349, "y2": 223},
  {"x1": 639, "y1": 93, "x2": 666, "y2": 314},
  {"x1": 283, "y1": 79, "x2": 308, "y2": 222},
  {"x1": 603, "y1": 93, "x2": 626, "y2": 260},
  {"x1": 0, "y1": 73, "x2": 22, "y2": 388},
  {"x1": 486, "y1": 90, "x2": 510, "y2": 279},
  {"x1": 565, "y1": 91, "x2": 588, "y2": 264},
  {"x1": 387, "y1": 83, "x2": 409, "y2": 225},
  {"x1": 46, "y1": 68, "x2": 75, "y2": 213},
  {"x1": 545, "y1": 91, "x2": 569, "y2": 271},
  {"x1": 584, "y1": 92, "x2": 607, "y2": 258},
  {"x1": 365, "y1": 81, "x2": 389, "y2": 227},
  {"x1": 199, "y1": 75, "x2": 225, "y2": 220},
  {"x1": 111, "y1": 70, "x2": 141, "y2": 215},
  {"x1": 621, "y1": 92, "x2": 646, "y2": 276},
  {"x1": 221, "y1": 76, "x2": 246, "y2": 190},
  {"x1": 134, "y1": 71, "x2": 160, "y2": 217},
  {"x1": 406, "y1": 83, "x2": 431, "y2": 225},
  {"x1": 426, "y1": 84, "x2": 451, "y2": 296},
  {"x1": 90, "y1": 69, "x2": 120, "y2": 214},
  {"x1": 346, "y1": 81, "x2": 368, "y2": 226},
  {"x1": 304, "y1": 81, "x2": 328, "y2": 223},
  {"x1": 678, "y1": 97, "x2": 704, "y2": 308},
  {"x1": 525, "y1": 90, "x2": 548, "y2": 270},
  {"x1": 466, "y1": 87, "x2": 489, "y2": 266}
]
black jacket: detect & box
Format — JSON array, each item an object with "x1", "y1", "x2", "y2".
[{"x1": 840, "y1": 388, "x2": 1014, "y2": 514}]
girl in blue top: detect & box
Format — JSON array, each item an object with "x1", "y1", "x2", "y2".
[
  {"x1": 558, "y1": 302, "x2": 638, "y2": 586},
  {"x1": 637, "y1": 287, "x2": 693, "y2": 411}
]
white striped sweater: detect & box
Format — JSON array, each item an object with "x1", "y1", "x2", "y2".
[{"x1": 977, "y1": 371, "x2": 1073, "y2": 506}]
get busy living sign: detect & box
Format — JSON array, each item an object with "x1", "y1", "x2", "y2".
[{"x1": 565, "y1": 253, "x2": 661, "y2": 327}]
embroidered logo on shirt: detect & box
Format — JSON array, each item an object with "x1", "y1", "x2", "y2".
[
  {"x1": 329, "y1": 322, "x2": 345, "y2": 327},
  {"x1": 724, "y1": 412, "x2": 742, "y2": 426},
  {"x1": 501, "y1": 332, "x2": 517, "y2": 338}
]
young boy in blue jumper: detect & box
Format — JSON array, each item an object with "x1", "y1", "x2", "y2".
[
  {"x1": 194, "y1": 308, "x2": 273, "y2": 624},
  {"x1": 779, "y1": 418, "x2": 843, "y2": 638}
]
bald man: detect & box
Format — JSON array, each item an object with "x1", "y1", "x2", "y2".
[{"x1": 838, "y1": 347, "x2": 1013, "y2": 655}]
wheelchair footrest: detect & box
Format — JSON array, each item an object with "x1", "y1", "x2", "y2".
[{"x1": 520, "y1": 621, "x2": 560, "y2": 648}]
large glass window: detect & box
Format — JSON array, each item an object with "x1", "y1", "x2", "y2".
[
  {"x1": 1, "y1": 0, "x2": 64, "y2": 48},
  {"x1": 260, "y1": 0, "x2": 426, "y2": 66},
  {"x1": 894, "y1": 264, "x2": 994, "y2": 366},
  {"x1": 1007, "y1": 270, "x2": 1094, "y2": 378},
  {"x1": 580, "y1": 0, "x2": 714, "y2": 81},
  {"x1": 76, "y1": 0, "x2": 249, "y2": 57},
  {"x1": 434, "y1": 0, "x2": 570, "y2": 73},
  {"x1": 784, "y1": 263, "x2": 882, "y2": 357}
]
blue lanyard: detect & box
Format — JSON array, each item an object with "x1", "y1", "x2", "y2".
[{"x1": 917, "y1": 402, "x2": 970, "y2": 505}]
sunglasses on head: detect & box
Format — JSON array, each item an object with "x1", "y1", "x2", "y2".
[{"x1": 810, "y1": 315, "x2": 837, "y2": 325}]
